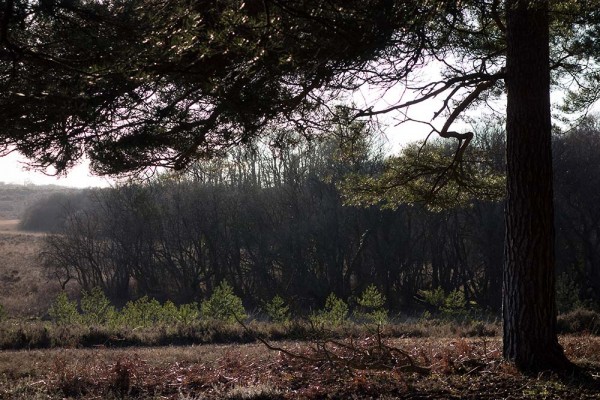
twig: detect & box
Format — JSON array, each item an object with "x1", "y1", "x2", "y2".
[
  {"x1": 234, "y1": 315, "x2": 321, "y2": 362},
  {"x1": 234, "y1": 315, "x2": 430, "y2": 374}
]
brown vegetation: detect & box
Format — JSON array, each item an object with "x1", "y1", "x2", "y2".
[
  {"x1": 0, "y1": 217, "x2": 82, "y2": 319},
  {"x1": 0, "y1": 215, "x2": 83, "y2": 319},
  {"x1": 0, "y1": 229, "x2": 71, "y2": 317},
  {"x1": 0, "y1": 336, "x2": 598, "y2": 399},
  {"x1": 0, "y1": 318, "x2": 503, "y2": 351}
]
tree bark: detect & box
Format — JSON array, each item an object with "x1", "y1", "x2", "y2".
[{"x1": 503, "y1": 0, "x2": 573, "y2": 371}]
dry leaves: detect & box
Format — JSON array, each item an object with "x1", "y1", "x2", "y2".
[{"x1": 0, "y1": 336, "x2": 597, "y2": 399}]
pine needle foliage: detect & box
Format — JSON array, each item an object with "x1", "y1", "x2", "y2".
[{"x1": 201, "y1": 280, "x2": 247, "y2": 323}]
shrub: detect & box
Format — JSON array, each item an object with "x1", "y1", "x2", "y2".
[
  {"x1": 80, "y1": 287, "x2": 116, "y2": 326},
  {"x1": 0, "y1": 303, "x2": 5, "y2": 321},
  {"x1": 442, "y1": 290, "x2": 466, "y2": 314},
  {"x1": 201, "y1": 281, "x2": 247, "y2": 323},
  {"x1": 419, "y1": 288, "x2": 467, "y2": 316},
  {"x1": 354, "y1": 285, "x2": 388, "y2": 326},
  {"x1": 119, "y1": 296, "x2": 164, "y2": 328},
  {"x1": 49, "y1": 292, "x2": 80, "y2": 325},
  {"x1": 177, "y1": 302, "x2": 200, "y2": 326},
  {"x1": 419, "y1": 287, "x2": 446, "y2": 309},
  {"x1": 264, "y1": 295, "x2": 291, "y2": 324},
  {"x1": 557, "y1": 308, "x2": 600, "y2": 334},
  {"x1": 160, "y1": 300, "x2": 180, "y2": 325},
  {"x1": 311, "y1": 293, "x2": 349, "y2": 327},
  {"x1": 556, "y1": 273, "x2": 583, "y2": 313}
]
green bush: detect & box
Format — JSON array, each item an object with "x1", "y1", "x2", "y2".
[
  {"x1": 201, "y1": 281, "x2": 247, "y2": 323},
  {"x1": 419, "y1": 287, "x2": 466, "y2": 316},
  {"x1": 80, "y1": 287, "x2": 116, "y2": 326},
  {"x1": 49, "y1": 289, "x2": 201, "y2": 330},
  {"x1": 0, "y1": 303, "x2": 5, "y2": 321},
  {"x1": 49, "y1": 292, "x2": 80, "y2": 325},
  {"x1": 264, "y1": 295, "x2": 290, "y2": 324},
  {"x1": 160, "y1": 300, "x2": 180, "y2": 325},
  {"x1": 311, "y1": 293, "x2": 349, "y2": 327},
  {"x1": 419, "y1": 287, "x2": 446, "y2": 309},
  {"x1": 442, "y1": 289, "x2": 466, "y2": 314},
  {"x1": 119, "y1": 296, "x2": 165, "y2": 328},
  {"x1": 556, "y1": 273, "x2": 583, "y2": 313},
  {"x1": 354, "y1": 285, "x2": 388, "y2": 326},
  {"x1": 176, "y1": 302, "x2": 200, "y2": 326}
]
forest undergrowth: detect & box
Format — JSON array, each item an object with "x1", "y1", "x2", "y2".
[{"x1": 0, "y1": 335, "x2": 598, "y2": 399}]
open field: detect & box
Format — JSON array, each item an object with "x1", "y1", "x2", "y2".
[
  {"x1": 0, "y1": 219, "x2": 47, "y2": 236},
  {"x1": 0, "y1": 336, "x2": 599, "y2": 399},
  {"x1": 0, "y1": 219, "x2": 19, "y2": 232},
  {"x1": 0, "y1": 220, "x2": 74, "y2": 318}
]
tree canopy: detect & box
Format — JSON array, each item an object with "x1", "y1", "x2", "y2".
[
  {"x1": 0, "y1": 0, "x2": 433, "y2": 173},
  {"x1": 3, "y1": 0, "x2": 600, "y2": 372},
  {"x1": 1, "y1": 1, "x2": 599, "y2": 174}
]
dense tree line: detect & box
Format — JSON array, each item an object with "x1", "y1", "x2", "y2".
[{"x1": 32, "y1": 121, "x2": 600, "y2": 314}]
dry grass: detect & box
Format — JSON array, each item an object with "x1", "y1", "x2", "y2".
[
  {"x1": 0, "y1": 336, "x2": 598, "y2": 399},
  {"x1": 0, "y1": 219, "x2": 82, "y2": 318},
  {"x1": 0, "y1": 317, "x2": 504, "y2": 351},
  {"x1": 0, "y1": 219, "x2": 20, "y2": 231},
  {"x1": 0, "y1": 231, "x2": 58, "y2": 317}
]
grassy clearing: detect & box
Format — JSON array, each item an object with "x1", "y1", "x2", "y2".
[
  {"x1": 0, "y1": 227, "x2": 78, "y2": 318},
  {"x1": 0, "y1": 317, "x2": 502, "y2": 350},
  {"x1": 0, "y1": 336, "x2": 598, "y2": 399}
]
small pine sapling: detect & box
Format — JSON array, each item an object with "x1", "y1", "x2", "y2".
[
  {"x1": 264, "y1": 295, "x2": 291, "y2": 324},
  {"x1": 355, "y1": 285, "x2": 388, "y2": 327},
  {"x1": 311, "y1": 293, "x2": 349, "y2": 327},
  {"x1": 49, "y1": 291, "x2": 80, "y2": 325},
  {"x1": 201, "y1": 280, "x2": 247, "y2": 323},
  {"x1": 80, "y1": 287, "x2": 116, "y2": 326}
]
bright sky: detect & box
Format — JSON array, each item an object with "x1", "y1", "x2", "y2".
[{"x1": 0, "y1": 152, "x2": 113, "y2": 188}]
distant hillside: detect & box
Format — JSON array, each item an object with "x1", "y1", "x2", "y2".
[{"x1": 0, "y1": 183, "x2": 80, "y2": 220}]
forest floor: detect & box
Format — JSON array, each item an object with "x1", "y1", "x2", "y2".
[{"x1": 0, "y1": 335, "x2": 599, "y2": 399}]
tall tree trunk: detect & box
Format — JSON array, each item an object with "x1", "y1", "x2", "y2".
[{"x1": 503, "y1": 0, "x2": 573, "y2": 371}]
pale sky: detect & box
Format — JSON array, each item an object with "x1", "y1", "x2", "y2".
[{"x1": 0, "y1": 152, "x2": 113, "y2": 188}]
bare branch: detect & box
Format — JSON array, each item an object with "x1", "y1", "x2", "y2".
[{"x1": 355, "y1": 71, "x2": 503, "y2": 119}]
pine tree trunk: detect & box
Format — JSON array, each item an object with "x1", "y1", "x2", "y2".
[{"x1": 503, "y1": 0, "x2": 573, "y2": 371}]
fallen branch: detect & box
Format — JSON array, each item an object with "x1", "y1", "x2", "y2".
[{"x1": 234, "y1": 315, "x2": 430, "y2": 375}]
